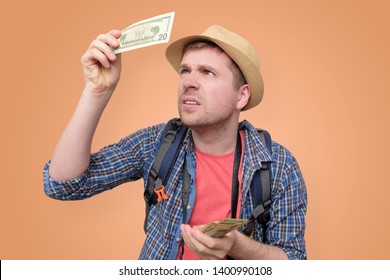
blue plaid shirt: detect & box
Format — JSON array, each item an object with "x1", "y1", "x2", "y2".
[{"x1": 43, "y1": 120, "x2": 307, "y2": 259}]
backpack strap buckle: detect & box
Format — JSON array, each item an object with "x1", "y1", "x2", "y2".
[
  {"x1": 242, "y1": 199, "x2": 272, "y2": 238},
  {"x1": 143, "y1": 189, "x2": 157, "y2": 205},
  {"x1": 254, "y1": 199, "x2": 271, "y2": 224},
  {"x1": 144, "y1": 167, "x2": 159, "y2": 205},
  {"x1": 242, "y1": 217, "x2": 256, "y2": 238},
  {"x1": 154, "y1": 179, "x2": 169, "y2": 202}
]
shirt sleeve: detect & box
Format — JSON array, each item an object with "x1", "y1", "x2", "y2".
[
  {"x1": 266, "y1": 143, "x2": 308, "y2": 260},
  {"x1": 42, "y1": 123, "x2": 164, "y2": 200}
]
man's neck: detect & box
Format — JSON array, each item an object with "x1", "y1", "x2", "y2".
[{"x1": 191, "y1": 122, "x2": 239, "y2": 155}]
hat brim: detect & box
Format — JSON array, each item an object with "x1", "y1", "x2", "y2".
[{"x1": 165, "y1": 34, "x2": 263, "y2": 111}]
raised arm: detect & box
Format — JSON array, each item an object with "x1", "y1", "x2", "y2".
[{"x1": 49, "y1": 30, "x2": 122, "y2": 181}]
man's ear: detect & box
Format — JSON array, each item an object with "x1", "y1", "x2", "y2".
[{"x1": 236, "y1": 84, "x2": 251, "y2": 110}]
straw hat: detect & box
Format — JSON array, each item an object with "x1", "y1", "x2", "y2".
[{"x1": 165, "y1": 25, "x2": 263, "y2": 110}]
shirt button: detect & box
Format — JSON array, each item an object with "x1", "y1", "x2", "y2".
[
  {"x1": 187, "y1": 205, "x2": 191, "y2": 210},
  {"x1": 176, "y1": 237, "x2": 181, "y2": 242}
]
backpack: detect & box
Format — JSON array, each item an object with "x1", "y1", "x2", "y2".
[{"x1": 143, "y1": 118, "x2": 272, "y2": 241}]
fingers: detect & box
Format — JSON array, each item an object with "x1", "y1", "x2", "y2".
[
  {"x1": 108, "y1": 29, "x2": 122, "y2": 39},
  {"x1": 82, "y1": 30, "x2": 122, "y2": 69},
  {"x1": 181, "y1": 225, "x2": 210, "y2": 258},
  {"x1": 96, "y1": 30, "x2": 121, "y2": 50},
  {"x1": 181, "y1": 224, "x2": 228, "y2": 260}
]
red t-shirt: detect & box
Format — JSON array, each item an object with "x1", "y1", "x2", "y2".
[{"x1": 178, "y1": 131, "x2": 244, "y2": 260}]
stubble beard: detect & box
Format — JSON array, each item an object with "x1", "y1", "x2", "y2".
[
  {"x1": 178, "y1": 104, "x2": 236, "y2": 134},
  {"x1": 178, "y1": 88, "x2": 237, "y2": 133}
]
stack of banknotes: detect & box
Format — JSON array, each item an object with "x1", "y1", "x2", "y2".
[{"x1": 202, "y1": 218, "x2": 249, "y2": 238}]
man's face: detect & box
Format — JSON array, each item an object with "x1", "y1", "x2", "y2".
[{"x1": 177, "y1": 47, "x2": 241, "y2": 130}]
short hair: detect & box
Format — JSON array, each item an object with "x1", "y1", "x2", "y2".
[{"x1": 183, "y1": 41, "x2": 247, "y2": 90}]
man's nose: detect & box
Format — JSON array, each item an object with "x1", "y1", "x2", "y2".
[{"x1": 182, "y1": 71, "x2": 200, "y2": 90}]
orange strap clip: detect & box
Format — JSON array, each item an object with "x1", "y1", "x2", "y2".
[{"x1": 154, "y1": 186, "x2": 169, "y2": 202}]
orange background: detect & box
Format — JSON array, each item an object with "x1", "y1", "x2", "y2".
[{"x1": 1, "y1": 0, "x2": 389, "y2": 259}]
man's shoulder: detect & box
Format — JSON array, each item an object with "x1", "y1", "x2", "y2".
[
  {"x1": 239, "y1": 120, "x2": 299, "y2": 167},
  {"x1": 270, "y1": 141, "x2": 296, "y2": 166}
]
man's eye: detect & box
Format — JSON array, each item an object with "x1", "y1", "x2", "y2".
[
  {"x1": 180, "y1": 69, "x2": 189, "y2": 75},
  {"x1": 204, "y1": 70, "x2": 214, "y2": 76}
]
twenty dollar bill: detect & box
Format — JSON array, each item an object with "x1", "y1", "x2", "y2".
[{"x1": 114, "y1": 12, "x2": 175, "y2": 54}]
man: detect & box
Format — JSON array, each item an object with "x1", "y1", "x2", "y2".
[{"x1": 43, "y1": 25, "x2": 307, "y2": 260}]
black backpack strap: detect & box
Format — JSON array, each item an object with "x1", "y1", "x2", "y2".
[
  {"x1": 178, "y1": 162, "x2": 191, "y2": 259},
  {"x1": 243, "y1": 129, "x2": 272, "y2": 242},
  {"x1": 143, "y1": 118, "x2": 188, "y2": 233},
  {"x1": 230, "y1": 131, "x2": 242, "y2": 219}
]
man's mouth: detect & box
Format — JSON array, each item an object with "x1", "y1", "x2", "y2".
[
  {"x1": 184, "y1": 100, "x2": 199, "y2": 105},
  {"x1": 182, "y1": 97, "x2": 201, "y2": 106}
]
